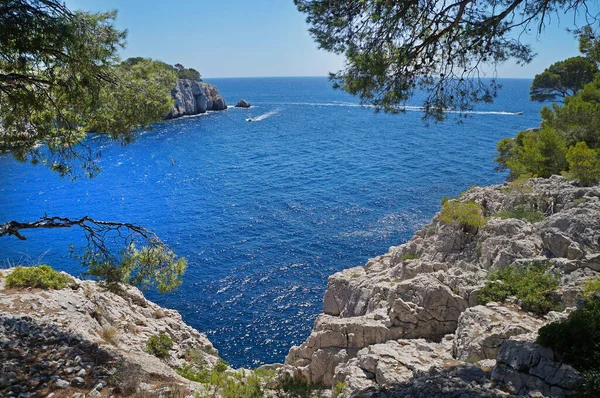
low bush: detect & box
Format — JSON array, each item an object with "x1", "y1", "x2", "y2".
[
  {"x1": 277, "y1": 376, "x2": 325, "y2": 397},
  {"x1": 145, "y1": 333, "x2": 173, "y2": 358},
  {"x1": 537, "y1": 298, "x2": 600, "y2": 397},
  {"x1": 440, "y1": 201, "x2": 486, "y2": 229},
  {"x1": 478, "y1": 262, "x2": 561, "y2": 315},
  {"x1": 6, "y1": 265, "x2": 71, "y2": 289},
  {"x1": 494, "y1": 206, "x2": 546, "y2": 222},
  {"x1": 177, "y1": 364, "x2": 266, "y2": 398},
  {"x1": 582, "y1": 276, "x2": 600, "y2": 300},
  {"x1": 401, "y1": 252, "x2": 418, "y2": 261}
]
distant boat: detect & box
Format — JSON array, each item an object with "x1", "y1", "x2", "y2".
[
  {"x1": 515, "y1": 111, "x2": 523, "y2": 115},
  {"x1": 246, "y1": 117, "x2": 256, "y2": 122}
]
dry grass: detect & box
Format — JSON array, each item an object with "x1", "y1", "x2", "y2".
[{"x1": 100, "y1": 326, "x2": 119, "y2": 346}]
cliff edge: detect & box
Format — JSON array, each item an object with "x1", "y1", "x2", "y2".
[
  {"x1": 285, "y1": 176, "x2": 598, "y2": 397},
  {"x1": 0, "y1": 272, "x2": 221, "y2": 397}
]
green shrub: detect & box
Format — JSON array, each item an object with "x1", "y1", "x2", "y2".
[
  {"x1": 441, "y1": 196, "x2": 455, "y2": 206},
  {"x1": 177, "y1": 365, "x2": 266, "y2": 398},
  {"x1": 6, "y1": 265, "x2": 71, "y2": 289},
  {"x1": 145, "y1": 333, "x2": 173, "y2": 358},
  {"x1": 440, "y1": 201, "x2": 486, "y2": 229},
  {"x1": 177, "y1": 364, "x2": 211, "y2": 383},
  {"x1": 277, "y1": 376, "x2": 324, "y2": 398},
  {"x1": 494, "y1": 206, "x2": 546, "y2": 222},
  {"x1": 214, "y1": 358, "x2": 229, "y2": 373},
  {"x1": 220, "y1": 372, "x2": 263, "y2": 398},
  {"x1": 401, "y1": 252, "x2": 418, "y2": 261},
  {"x1": 333, "y1": 381, "x2": 347, "y2": 397},
  {"x1": 537, "y1": 298, "x2": 600, "y2": 396},
  {"x1": 566, "y1": 141, "x2": 600, "y2": 186},
  {"x1": 582, "y1": 276, "x2": 600, "y2": 300},
  {"x1": 580, "y1": 369, "x2": 600, "y2": 398},
  {"x1": 478, "y1": 262, "x2": 561, "y2": 315}
]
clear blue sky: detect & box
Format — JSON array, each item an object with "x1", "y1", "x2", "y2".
[{"x1": 66, "y1": 0, "x2": 591, "y2": 78}]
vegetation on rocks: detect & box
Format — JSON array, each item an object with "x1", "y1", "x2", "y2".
[
  {"x1": 582, "y1": 276, "x2": 600, "y2": 300},
  {"x1": 493, "y1": 206, "x2": 546, "y2": 222},
  {"x1": 401, "y1": 252, "x2": 418, "y2": 261},
  {"x1": 537, "y1": 298, "x2": 600, "y2": 397},
  {"x1": 478, "y1": 262, "x2": 561, "y2": 315},
  {"x1": 145, "y1": 333, "x2": 173, "y2": 358},
  {"x1": 6, "y1": 265, "x2": 71, "y2": 290},
  {"x1": 439, "y1": 200, "x2": 486, "y2": 229}
]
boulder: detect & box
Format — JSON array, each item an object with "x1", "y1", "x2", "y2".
[
  {"x1": 236, "y1": 99, "x2": 251, "y2": 108},
  {"x1": 453, "y1": 304, "x2": 545, "y2": 361},
  {"x1": 491, "y1": 340, "x2": 584, "y2": 397}
]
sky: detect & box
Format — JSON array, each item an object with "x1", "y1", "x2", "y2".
[{"x1": 65, "y1": 0, "x2": 594, "y2": 79}]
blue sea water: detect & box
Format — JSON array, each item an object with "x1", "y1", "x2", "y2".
[{"x1": 0, "y1": 77, "x2": 546, "y2": 367}]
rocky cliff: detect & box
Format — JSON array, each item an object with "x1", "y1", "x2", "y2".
[
  {"x1": 166, "y1": 79, "x2": 227, "y2": 119},
  {"x1": 285, "y1": 176, "x2": 598, "y2": 397}
]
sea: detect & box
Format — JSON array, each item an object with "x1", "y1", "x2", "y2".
[{"x1": 0, "y1": 77, "x2": 548, "y2": 367}]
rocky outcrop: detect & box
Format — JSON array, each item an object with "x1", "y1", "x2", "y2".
[
  {"x1": 166, "y1": 79, "x2": 227, "y2": 119},
  {"x1": 286, "y1": 176, "x2": 599, "y2": 395},
  {"x1": 0, "y1": 270, "x2": 220, "y2": 397},
  {"x1": 236, "y1": 99, "x2": 251, "y2": 108},
  {"x1": 453, "y1": 303, "x2": 545, "y2": 362},
  {"x1": 491, "y1": 340, "x2": 584, "y2": 397}
]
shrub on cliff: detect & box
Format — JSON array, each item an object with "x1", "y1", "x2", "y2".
[
  {"x1": 537, "y1": 298, "x2": 600, "y2": 397},
  {"x1": 6, "y1": 265, "x2": 71, "y2": 290},
  {"x1": 478, "y1": 262, "x2": 561, "y2": 315},
  {"x1": 494, "y1": 206, "x2": 546, "y2": 222},
  {"x1": 440, "y1": 201, "x2": 486, "y2": 229},
  {"x1": 145, "y1": 333, "x2": 173, "y2": 358}
]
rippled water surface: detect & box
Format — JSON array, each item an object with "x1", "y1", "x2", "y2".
[{"x1": 0, "y1": 77, "x2": 546, "y2": 367}]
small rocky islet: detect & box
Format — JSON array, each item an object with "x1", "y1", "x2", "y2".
[{"x1": 1, "y1": 175, "x2": 598, "y2": 397}]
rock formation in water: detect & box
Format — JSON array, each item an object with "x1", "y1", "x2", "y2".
[
  {"x1": 236, "y1": 99, "x2": 251, "y2": 108},
  {"x1": 284, "y1": 175, "x2": 599, "y2": 397},
  {"x1": 166, "y1": 79, "x2": 227, "y2": 119}
]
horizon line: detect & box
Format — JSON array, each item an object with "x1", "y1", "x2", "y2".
[{"x1": 203, "y1": 75, "x2": 536, "y2": 80}]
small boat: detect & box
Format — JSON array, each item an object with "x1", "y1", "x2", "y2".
[
  {"x1": 515, "y1": 111, "x2": 523, "y2": 115},
  {"x1": 246, "y1": 117, "x2": 256, "y2": 122}
]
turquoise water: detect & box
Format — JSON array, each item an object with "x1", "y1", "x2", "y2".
[{"x1": 0, "y1": 77, "x2": 546, "y2": 367}]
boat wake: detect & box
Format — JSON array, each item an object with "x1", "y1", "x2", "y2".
[
  {"x1": 257, "y1": 102, "x2": 523, "y2": 116},
  {"x1": 246, "y1": 109, "x2": 280, "y2": 122}
]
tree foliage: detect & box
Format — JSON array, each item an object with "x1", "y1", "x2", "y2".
[
  {"x1": 124, "y1": 58, "x2": 201, "y2": 81},
  {"x1": 0, "y1": 2, "x2": 187, "y2": 293},
  {"x1": 295, "y1": 0, "x2": 595, "y2": 119},
  {"x1": 530, "y1": 56, "x2": 598, "y2": 102},
  {"x1": 565, "y1": 141, "x2": 600, "y2": 186},
  {"x1": 0, "y1": 216, "x2": 187, "y2": 293},
  {"x1": 541, "y1": 75, "x2": 600, "y2": 148},
  {"x1": 0, "y1": 1, "x2": 178, "y2": 177},
  {"x1": 496, "y1": 75, "x2": 600, "y2": 183}
]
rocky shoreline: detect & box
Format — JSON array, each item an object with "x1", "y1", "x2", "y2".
[
  {"x1": 284, "y1": 175, "x2": 598, "y2": 397},
  {"x1": 1, "y1": 176, "x2": 597, "y2": 397}
]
